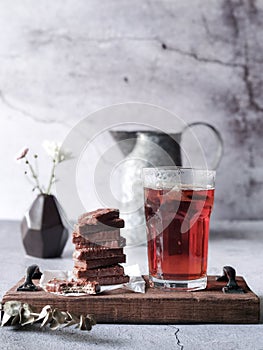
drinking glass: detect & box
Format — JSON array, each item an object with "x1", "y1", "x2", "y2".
[{"x1": 143, "y1": 167, "x2": 215, "y2": 291}]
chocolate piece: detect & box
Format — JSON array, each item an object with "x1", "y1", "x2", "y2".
[
  {"x1": 73, "y1": 264, "x2": 124, "y2": 278},
  {"x1": 76, "y1": 218, "x2": 125, "y2": 235},
  {"x1": 73, "y1": 255, "x2": 126, "y2": 269},
  {"x1": 79, "y1": 208, "x2": 119, "y2": 223},
  {"x1": 72, "y1": 230, "x2": 121, "y2": 243},
  {"x1": 73, "y1": 236, "x2": 126, "y2": 249},
  {"x1": 73, "y1": 247, "x2": 124, "y2": 260},
  {"x1": 76, "y1": 275, "x2": 130, "y2": 286},
  {"x1": 45, "y1": 278, "x2": 100, "y2": 294},
  {"x1": 74, "y1": 239, "x2": 126, "y2": 250}
]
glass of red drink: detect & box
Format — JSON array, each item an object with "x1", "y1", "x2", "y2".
[{"x1": 143, "y1": 167, "x2": 215, "y2": 291}]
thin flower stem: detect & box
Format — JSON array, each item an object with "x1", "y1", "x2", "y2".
[
  {"x1": 24, "y1": 173, "x2": 35, "y2": 186},
  {"x1": 25, "y1": 157, "x2": 43, "y2": 194},
  {"x1": 46, "y1": 159, "x2": 57, "y2": 195},
  {"x1": 34, "y1": 155, "x2": 45, "y2": 192},
  {"x1": 34, "y1": 155, "x2": 39, "y2": 177}
]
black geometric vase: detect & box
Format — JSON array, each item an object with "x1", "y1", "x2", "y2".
[{"x1": 21, "y1": 194, "x2": 68, "y2": 258}]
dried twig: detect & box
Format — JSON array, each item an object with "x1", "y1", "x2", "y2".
[{"x1": 0, "y1": 301, "x2": 96, "y2": 331}]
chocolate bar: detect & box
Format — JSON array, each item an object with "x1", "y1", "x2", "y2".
[
  {"x1": 79, "y1": 208, "x2": 119, "y2": 223},
  {"x1": 73, "y1": 255, "x2": 126, "y2": 269},
  {"x1": 73, "y1": 247, "x2": 124, "y2": 260},
  {"x1": 45, "y1": 278, "x2": 100, "y2": 294},
  {"x1": 76, "y1": 275, "x2": 129, "y2": 286},
  {"x1": 73, "y1": 236, "x2": 126, "y2": 249},
  {"x1": 73, "y1": 264, "x2": 124, "y2": 278},
  {"x1": 72, "y1": 230, "x2": 121, "y2": 243},
  {"x1": 74, "y1": 238, "x2": 126, "y2": 250},
  {"x1": 76, "y1": 218, "x2": 125, "y2": 235}
]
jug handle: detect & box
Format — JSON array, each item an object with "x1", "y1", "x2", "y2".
[{"x1": 181, "y1": 122, "x2": 224, "y2": 170}]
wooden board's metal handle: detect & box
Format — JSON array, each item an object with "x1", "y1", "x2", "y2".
[
  {"x1": 217, "y1": 266, "x2": 245, "y2": 294},
  {"x1": 17, "y1": 264, "x2": 42, "y2": 292}
]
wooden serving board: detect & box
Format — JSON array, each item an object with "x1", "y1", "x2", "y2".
[{"x1": 2, "y1": 276, "x2": 259, "y2": 324}]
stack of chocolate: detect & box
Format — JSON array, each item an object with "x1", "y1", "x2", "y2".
[{"x1": 72, "y1": 208, "x2": 129, "y2": 286}]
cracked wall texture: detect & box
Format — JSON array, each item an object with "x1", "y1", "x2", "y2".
[{"x1": 0, "y1": 0, "x2": 262, "y2": 220}]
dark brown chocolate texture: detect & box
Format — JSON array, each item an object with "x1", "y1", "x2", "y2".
[
  {"x1": 72, "y1": 230, "x2": 121, "y2": 242},
  {"x1": 73, "y1": 255, "x2": 126, "y2": 269},
  {"x1": 78, "y1": 208, "x2": 119, "y2": 223},
  {"x1": 73, "y1": 264, "x2": 124, "y2": 278},
  {"x1": 72, "y1": 208, "x2": 129, "y2": 286},
  {"x1": 73, "y1": 247, "x2": 124, "y2": 260},
  {"x1": 72, "y1": 232, "x2": 126, "y2": 249},
  {"x1": 76, "y1": 218, "x2": 125, "y2": 235},
  {"x1": 76, "y1": 275, "x2": 129, "y2": 286}
]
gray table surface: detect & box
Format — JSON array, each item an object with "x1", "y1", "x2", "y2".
[{"x1": 1, "y1": 220, "x2": 263, "y2": 350}]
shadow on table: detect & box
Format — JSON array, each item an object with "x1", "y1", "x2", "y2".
[{"x1": 6, "y1": 324, "x2": 126, "y2": 347}]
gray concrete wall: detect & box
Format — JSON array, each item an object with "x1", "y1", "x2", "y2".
[{"x1": 0, "y1": 0, "x2": 262, "y2": 220}]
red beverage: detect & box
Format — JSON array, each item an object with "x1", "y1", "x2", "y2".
[{"x1": 144, "y1": 187, "x2": 214, "y2": 282}]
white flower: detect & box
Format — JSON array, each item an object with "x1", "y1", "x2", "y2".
[
  {"x1": 16, "y1": 147, "x2": 29, "y2": 161},
  {"x1": 42, "y1": 140, "x2": 61, "y2": 158},
  {"x1": 42, "y1": 140, "x2": 72, "y2": 163}
]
